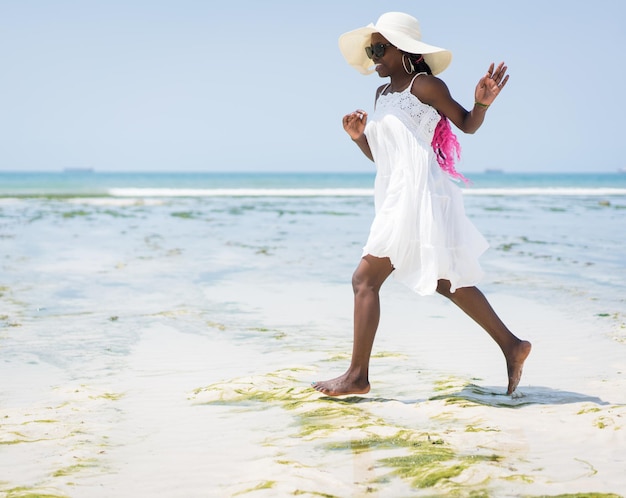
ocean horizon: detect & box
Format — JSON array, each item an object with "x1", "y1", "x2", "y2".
[{"x1": 2, "y1": 170, "x2": 626, "y2": 197}]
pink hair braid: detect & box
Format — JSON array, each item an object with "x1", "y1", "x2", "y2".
[{"x1": 431, "y1": 116, "x2": 469, "y2": 184}]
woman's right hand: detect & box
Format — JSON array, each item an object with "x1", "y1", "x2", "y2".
[
  {"x1": 343, "y1": 110, "x2": 367, "y2": 141},
  {"x1": 343, "y1": 109, "x2": 374, "y2": 161}
]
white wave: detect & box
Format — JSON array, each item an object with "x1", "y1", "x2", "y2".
[
  {"x1": 462, "y1": 188, "x2": 626, "y2": 196},
  {"x1": 108, "y1": 188, "x2": 375, "y2": 197},
  {"x1": 106, "y1": 187, "x2": 626, "y2": 198},
  {"x1": 67, "y1": 198, "x2": 165, "y2": 206}
]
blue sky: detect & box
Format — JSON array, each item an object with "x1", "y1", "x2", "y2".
[{"x1": 0, "y1": 0, "x2": 624, "y2": 173}]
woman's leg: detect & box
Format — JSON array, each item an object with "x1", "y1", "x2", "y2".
[
  {"x1": 436, "y1": 279, "x2": 532, "y2": 394},
  {"x1": 313, "y1": 255, "x2": 394, "y2": 396}
]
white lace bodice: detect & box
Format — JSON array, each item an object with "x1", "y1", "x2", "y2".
[{"x1": 369, "y1": 73, "x2": 441, "y2": 144}]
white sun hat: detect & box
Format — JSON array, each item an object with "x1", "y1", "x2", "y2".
[{"x1": 338, "y1": 12, "x2": 452, "y2": 75}]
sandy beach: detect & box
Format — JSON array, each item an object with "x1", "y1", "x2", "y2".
[{"x1": 1, "y1": 188, "x2": 625, "y2": 497}]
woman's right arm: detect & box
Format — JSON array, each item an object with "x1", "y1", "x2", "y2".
[
  {"x1": 343, "y1": 86, "x2": 387, "y2": 162},
  {"x1": 343, "y1": 109, "x2": 374, "y2": 162}
]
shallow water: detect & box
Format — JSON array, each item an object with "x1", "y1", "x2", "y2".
[{"x1": 1, "y1": 173, "x2": 625, "y2": 496}]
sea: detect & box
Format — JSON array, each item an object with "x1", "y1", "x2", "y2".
[
  {"x1": 1, "y1": 170, "x2": 625, "y2": 496},
  {"x1": 1, "y1": 170, "x2": 625, "y2": 325},
  {"x1": 2, "y1": 169, "x2": 625, "y2": 299}
]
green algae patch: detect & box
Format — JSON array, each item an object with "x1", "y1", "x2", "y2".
[
  {"x1": 4, "y1": 487, "x2": 70, "y2": 498},
  {"x1": 535, "y1": 494, "x2": 623, "y2": 498},
  {"x1": 298, "y1": 405, "x2": 370, "y2": 437},
  {"x1": 440, "y1": 396, "x2": 481, "y2": 408},
  {"x1": 378, "y1": 443, "x2": 454, "y2": 469},
  {"x1": 325, "y1": 429, "x2": 432, "y2": 454},
  {"x1": 325, "y1": 350, "x2": 405, "y2": 362},
  {"x1": 502, "y1": 473, "x2": 534, "y2": 483},
  {"x1": 192, "y1": 369, "x2": 387, "y2": 439},
  {"x1": 232, "y1": 480, "x2": 276, "y2": 496},
  {"x1": 102, "y1": 209, "x2": 132, "y2": 218},
  {"x1": 190, "y1": 369, "x2": 318, "y2": 411},
  {"x1": 327, "y1": 429, "x2": 502, "y2": 491},
  {"x1": 580, "y1": 406, "x2": 623, "y2": 431},
  {"x1": 88, "y1": 392, "x2": 124, "y2": 401},
  {"x1": 0, "y1": 438, "x2": 48, "y2": 445},
  {"x1": 381, "y1": 457, "x2": 468, "y2": 488},
  {"x1": 432, "y1": 377, "x2": 467, "y2": 393},
  {"x1": 62, "y1": 209, "x2": 91, "y2": 218},
  {"x1": 170, "y1": 211, "x2": 197, "y2": 219},
  {"x1": 7, "y1": 494, "x2": 69, "y2": 498},
  {"x1": 594, "y1": 419, "x2": 608, "y2": 429},
  {"x1": 206, "y1": 320, "x2": 227, "y2": 331},
  {"x1": 0, "y1": 431, "x2": 51, "y2": 445},
  {"x1": 371, "y1": 351, "x2": 407, "y2": 359},
  {"x1": 577, "y1": 407, "x2": 601, "y2": 415},
  {"x1": 325, "y1": 352, "x2": 351, "y2": 362},
  {"x1": 52, "y1": 457, "x2": 99, "y2": 478},
  {"x1": 379, "y1": 449, "x2": 502, "y2": 490},
  {"x1": 248, "y1": 327, "x2": 286, "y2": 340},
  {"x1": 293, "y1": 491, "x2": 341, "y2": 498},
  {"x1": 192, "y1": 369, "x2": 504, "y2": 493},
  {"x1": 465, "y1": 424, "x2": 499, "y2": 433}
]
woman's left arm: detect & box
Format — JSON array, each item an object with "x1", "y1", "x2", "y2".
[{"x1": 417, "y1": 62, "x2": 509, "y2": 135}]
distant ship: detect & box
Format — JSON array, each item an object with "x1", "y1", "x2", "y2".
[
  {"x1": 484, "y1": 168, "x2": 504, "y2": 174},
  {"x1": 618, "y1": 168, "x2": 626, "y2": 174}
]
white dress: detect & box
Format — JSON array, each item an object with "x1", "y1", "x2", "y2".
[{"x1": 363, "y1": 74, "x2": 489, "y2": 295}]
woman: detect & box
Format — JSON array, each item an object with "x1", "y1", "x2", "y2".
[{"x1": 313, "y1": 12, "x2": 531, "y2": 397}]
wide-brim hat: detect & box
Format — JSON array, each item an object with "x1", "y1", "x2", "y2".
[{"x1": 338, "y1": 12, "x2": 452, "y2": 76}]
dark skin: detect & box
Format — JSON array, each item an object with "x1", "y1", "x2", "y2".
[
  {"x1": 313, "y1": 34, "x2": 531, "y2": 397},
  {"x1": 346, "y1": 33, "x2": 510, "y2": 160}
]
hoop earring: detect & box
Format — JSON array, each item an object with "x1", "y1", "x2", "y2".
[{"x1": 402, "y1": 54, "x2": 415, "y2": 74}]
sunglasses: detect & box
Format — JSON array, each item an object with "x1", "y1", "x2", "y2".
[{"x1": 365, "y1": 43, "x2": 394, "y2": 59}]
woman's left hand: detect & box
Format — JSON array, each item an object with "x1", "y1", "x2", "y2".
[{"x1": 475, "y1": 62, "x2": 509, "y2": 107}]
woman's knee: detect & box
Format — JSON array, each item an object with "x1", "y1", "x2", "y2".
[
  {"x1": 352, "y1": 270, "x2": 378, "y2": 295},
  {"x1": 352, "y1": 256, "x2": 391, "y2": 294}
]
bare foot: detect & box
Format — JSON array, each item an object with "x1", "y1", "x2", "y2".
[
  {"x1": 506, "y1": 340, "x2": 532, "y2": 395},
  {"x1": 312, "y1": 372, "x2": 370, "y2": 397}
]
